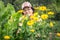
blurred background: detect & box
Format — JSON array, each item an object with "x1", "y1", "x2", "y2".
[{"x1": 0, "y1": 0, "x2": 57, "y2": 11}]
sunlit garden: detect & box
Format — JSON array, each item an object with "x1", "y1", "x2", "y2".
[{"x1": 0, "y1": 0, "x2": 60, "y2": 40}]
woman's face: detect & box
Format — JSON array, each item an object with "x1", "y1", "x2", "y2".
[{"x1": 23, "y1": 7, "x2": 33, "y2": 16}]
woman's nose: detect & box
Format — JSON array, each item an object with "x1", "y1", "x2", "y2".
[{"x1": 26, "y1": 10, "x2": 29, "y2": 13}]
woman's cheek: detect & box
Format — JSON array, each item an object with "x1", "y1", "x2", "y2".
[
  {"x1": 23, "y1": 12, "x2": 26, "y2": 15},
  {"x1": 30, "y1": 10, "x2": 33, "y2": 14}
]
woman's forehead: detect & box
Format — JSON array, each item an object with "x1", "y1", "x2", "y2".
[{"x1": 23, "y1": 7, "x2": 31, "y2": 10}]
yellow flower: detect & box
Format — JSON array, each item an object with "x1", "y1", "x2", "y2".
[
  {"x1": 49, "y1": 22, "x2": 54, "y2": 27},
  {"x1": 41, "y1": 14, "x2": 48, "y2": 20},
  {"x1": 30, "y1": 15, "x2": 35, "y2": 20},
  {"x1": 30, "y1": 16, "x2": 39, "y2": 21},
  {"x1": 18, "y1": 10, "x2": 23, "y2": 13},
  {"x1": 34, "y1": 12, "x2": 38, "y2": 16},
  {"x1": 30, "y1": 15, "x2": 35, "y2": 18},
  {"x1": 48, "y1": 11, "x2": 54, "y2": 15},
  {"x1": 39, "y1": 6, "x2": 47, "y2": 11},
  {"x1": 4, "y1": 36, "x2": 10, "y2": 40},
  {"x1": 56, "y1": 33, "x2": 60, "y2": 37},
  {"x1": 30, "y1": 29, "x2": 35, "y2": 32},
  {"x1": 34, "y1": 17, "x2": 39, "y2": 21},
  {"x1": 27, "y1": 20, "x2": 34, "y2": 26}
]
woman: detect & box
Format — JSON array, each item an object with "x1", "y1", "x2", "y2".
[
  {"x1": 17, "y1": 1, "x2": 35, "y2": 34},
  {"x1": 22, "y1": 1, "x2": 34, "y2": 16}
]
